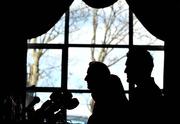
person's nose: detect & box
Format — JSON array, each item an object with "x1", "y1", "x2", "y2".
[
  {"x1": 84, "y1": 75, "x2": 87, "y2": 81},
  {"x1": 124, "y1": 67, "x2": 127, "y2": 73}
]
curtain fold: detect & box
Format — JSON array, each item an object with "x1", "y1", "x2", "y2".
[
  {"x1": 2, "y1": 0, "x2": 178, "y2": 41},
  {"x1": 125, "y1": 0, "x2": 179, "y2": 42},
  {"x1": 24, "y1": 0, "x2": 74, "y2": 39}
]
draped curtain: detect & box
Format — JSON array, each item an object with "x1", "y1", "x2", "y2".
[{"x1": 24, "y1": 0, "x2": 179, "y2": 42}]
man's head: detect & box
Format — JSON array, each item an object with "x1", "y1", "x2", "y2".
[
  {"x1": 124, "y1": 47, "x2": 154, "y2": 85},
  {"x1": 84, "y1": 61, "x2": 110, "y2": 91}
]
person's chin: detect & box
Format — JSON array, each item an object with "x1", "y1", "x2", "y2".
[
  {"x1": 87, "y1": 86, "x2": 91, "y2": 90},
  {"x1": 88, "y1": 86, "x2": 93, "y2": 91}
]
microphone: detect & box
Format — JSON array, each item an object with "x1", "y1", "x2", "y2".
[{"x1": 27, "y1": 96, "x2": 40, "y2": 109}]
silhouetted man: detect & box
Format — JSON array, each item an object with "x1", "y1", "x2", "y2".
[
  {"x1": 124, "y1": 47, "x2": 163, "y2": 123},
  {"x1": 85, "y1": 61, "x2": 129, "y2": 124}
]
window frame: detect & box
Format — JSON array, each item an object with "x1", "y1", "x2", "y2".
[{"x1": 26, "y1": 5, "x2": 165, "y2": 122}]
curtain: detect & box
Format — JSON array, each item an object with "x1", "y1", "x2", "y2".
[{"x1": 125, "y1": 0, "x2": 179, "y2": 42}]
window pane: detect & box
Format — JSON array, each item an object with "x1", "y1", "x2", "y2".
[
  {"x1": 68, "y1": 48, "x2": 91, "y2": 90},
  {"x1": 68, "y1": 47, "x2": 128, "y2": 90},
  {"x1": 27, "y1": 49, "x2": 62, "y2": 87},
  {"x1": 67, "y1": 93, "x2": 91, "y2": 123},
  {"x1": 69, "y1": 0, "x2": 129, "y2": 45},
  {"x1": 133, "y1": 15, "x2": 164, "y2": 46},
  {"x1": 150, "y1": 50, "x2": 164, "y2": 89},
  {"x1": 120, "y1": 50, "x2": 164, "y2": 90},
  {"x1": 108, "y1": 48, "x2": 129, "y2": 91},
  {"x1": 25, "y1": 92, "x2": 51, "y2": 110},
  {"x1": 35, "y1": 92, "x2": 51, "y2": 110}
]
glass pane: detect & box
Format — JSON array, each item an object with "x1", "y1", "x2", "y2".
[
  {"x1": 69, "y1": 0, "x2": 129, "y2": 45},
  {"x1": 133, "y1": 14, "x2": 164, "y2": 46},
  {"x1": 108, "y1": 48, "x2": 129, "y2": 91},
  {"x1": 121, "y1": 50, "x2": 164, "y2": 89},
  {"x1": 25, "y1": 92, "x2": 51, "y2": 110},
  {"x1": 27, "y1": 14, "x2": 65, "y2": 44},
  {"x1": 27, "y1": 49, "x2": 62, "y2": 87},
  {"x1": 68, "y1": 48, "x2": 128, "y2": 90},
  {"x1": 67, "y1": 93, "x2": 91, "y2": 124},
  {"x1": 150, "y1": 50, "x2": 164, "y2": 89},
  {"x1": 68, "y1": 48, "x2": 91, "y2": 90},
  {"x1": 35, "y1": 92, "x2": 51, "y2": 110}
]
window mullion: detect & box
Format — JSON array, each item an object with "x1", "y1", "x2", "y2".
[
  {"x1": 61, "y1": 8, "x2": 70, "y2": 122},
  {"x1": 128, "y1": 8, "x2": 134, "y2": 101},
  {"x1": 62, "y1": 9, "x2": 70, "y2": 90}
]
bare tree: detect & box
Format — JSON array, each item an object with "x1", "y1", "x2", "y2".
[{"x1": 90, "y1": 1, "x2": 131, "y2": 65}]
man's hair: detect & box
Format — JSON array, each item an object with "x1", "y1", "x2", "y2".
[
  {"x1": 127, "y1": 47, "x2": 154, "y2": 73},
  {"x1": 89, "y1": 61, "x2": 111, "y2": 78}
]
